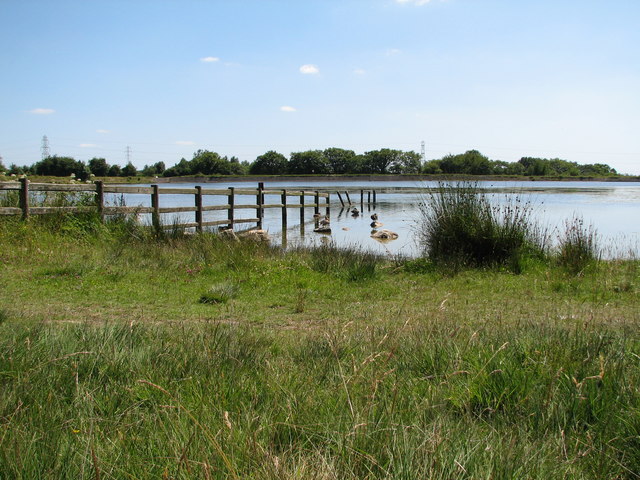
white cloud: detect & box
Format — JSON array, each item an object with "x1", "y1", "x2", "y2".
[
  {"x1": 200, "y1": 56, "x2": 220, "y2": 63},
  {"x1": 29, "y1": 108, "x2": 55, "y2": 115},
  {"x1": 385, "y1": 48, "x2": 402, "y2": 56},
  {"x1": 79, "y1": 143, "x2": 97, "y2": 148},
  {"x1": 299, "y1": 64, "x2": 320, "y2": 75},
  {"x1": 353, "y1": 68, "x2": 367, "y2": 75},
  {"x1": 175, "y1": 140, "x2": 195, "y2": 146},
  {"x1": 96, "y1": 129, "x2": 110, "y2": 134},
  {"x1": 280, "y1": 106, "x2": 297, "y2": 112}
]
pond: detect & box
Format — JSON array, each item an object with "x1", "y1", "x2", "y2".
[{"x1": 111, "y1": 180, "x2": 640, "y2": 259}]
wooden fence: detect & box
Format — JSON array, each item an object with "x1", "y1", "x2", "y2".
[{"x1": 0, "y1": 179, "x2": 334, "y2": 232}]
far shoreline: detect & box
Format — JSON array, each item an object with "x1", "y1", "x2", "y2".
[{"x1": 152, "y1": 174, "x2": 640, "y2": 184}]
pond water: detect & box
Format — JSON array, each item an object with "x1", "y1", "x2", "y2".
[{"x1": 111, "y1": 180, "x2": 640, "y2": 259}]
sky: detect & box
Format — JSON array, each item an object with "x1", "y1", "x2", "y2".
[{"x1": 1, "y1": 0, "x2": 639, "y2": 174}]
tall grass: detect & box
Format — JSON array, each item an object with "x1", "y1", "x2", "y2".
[
  {"x1": 304, "y1": 243, "x2": 381, "y2": 282},
  {"x1": 556, "y1": 215, "x2": 600, "y2": 275},
  {"x1": 0, "y1": 317, "x2": 638, "y2": 479},
  {"x1": 417, "y1": 182, "x2": 546, "y2": 272},
  {"x1": 1, "y1": 205, "x2": 639, "y2": 478}
]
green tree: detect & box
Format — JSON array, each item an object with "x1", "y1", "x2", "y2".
[
  {"x1": 121, "y1": 162, "x2": 138, "y2": 177},
  {"x1": 33, "y1": 155, "x2": 90, "y2": 180},
  {"x1": 323, "y1": 148, "x2": 356, "y2": 174},
  {"x1": 0, "y1": 157, "x2": 6, "y2": 174},
  {"x1": 440, "y1": 150, "x2": 492, "y2": 175},
  {"x1": 141, "y1": 161, "x2": 166, "y2": 176},
  {"x1": 8, "y1": 164, "x2": 24, "y2": 175},
  {"x1": 422, "y1": 159, "x2": 442, "y2": 174},
  {"x1": 580, "y1": 163, "x2": 617, "y2": 176},
  {"x1": 287, "y1": 150, "x2": 330, "y2": 174},
  {"x1": 390, "y1": 151, "x2": 422, "y2": 174},
  {"x1": 107, "y1": 164, "x2": 122, "y2": 177},
  {"x1": 362, "y1": 149, "x2": 401, "y2": 174},
  {"x1": 88, "y1": 157, "x2": 110, "y2": 177},
  {"x1": 163, "y1": 158, "x2": 189, "y2": 177},
  {"x1": 250, "y1": 151, "x2": 288, "y2": 175},
  {"x1": 518, "y1": 157, "x2": 551, "y2": 176}
]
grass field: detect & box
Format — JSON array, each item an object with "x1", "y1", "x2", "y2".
[{"x1": 0, "y1": 212, "x2": 638, "y2": 479}]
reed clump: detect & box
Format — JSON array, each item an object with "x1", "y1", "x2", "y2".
[
  {"x1": 556, "y1": 215, "x2": 600, "y2": 275},
  {"x1": 418, "y1": 182, "x2": 546, "y2": 272}
]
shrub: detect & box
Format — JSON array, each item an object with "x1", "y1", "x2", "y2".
[
  {"x1": 417, "y1": 182, "x2": 545, "y2": 272},
  {"x1": 556, "y1": 215, "x2": 600, "y2": 275}
]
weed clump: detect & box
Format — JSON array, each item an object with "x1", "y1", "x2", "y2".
[
  {"x1": 556, "y1": 215, "x2": 600, "y2": 275},
  {"x1": 418, "y1": 182, "x2": 545, "y2": 272},
  {"x1": 199, "y1": 282, "x2": 239, "y2": 304}
]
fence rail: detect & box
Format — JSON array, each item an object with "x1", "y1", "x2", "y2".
[{"x1": 0, "y1": 180, "x2": 338, "y2": 232}]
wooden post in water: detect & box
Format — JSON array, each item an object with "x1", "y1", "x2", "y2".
[
  {"x1": 19, "y1": 178, "x2": 29, "y2": 220},
  {"x1": 281, "y1": 189, "x2": 287, "y2": 229},
  {"x1": 314, "y1": 191, "x2": 320, "y2": 216},
  {"x1": 151, "y1": 184, "x2": 160, "y2": 231},
  {"x1": 195, "y1": 186, "x2": 203, "y2": 232},
  {"x1": 367, "y1": 190, "x2": 371, "y2": 206},
  {"x1": 373, "y1": 190, "x2": 377, "y2": 204},
  {"x1": 227, "y1": 187, "x2": 235, "y2": 229},
  {"x1": 257, "y1": 182, "x2": 264, "y2": 229},
  {"x1": 95, "y1": 180, "x2": 104, "y2": 222},
  {"x1": 345, "y1": 191, "x2": 352, "y2": 205},
  {"x1": 360, "y1": 189, "x2": 364, "y2": 207},
  {"x1": 336, "y1": 191, "x2": 344, "y2": 207},
  {"x1": 325, "y1": 193, "x2": 331, "y2": 216},
  {"x1": 299, "y1": 190, "x2": 305, "y2": 226}
]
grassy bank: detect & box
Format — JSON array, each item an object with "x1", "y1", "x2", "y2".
[{"x1": 0, "y1": 215, "x2": 639, "y2": 478}]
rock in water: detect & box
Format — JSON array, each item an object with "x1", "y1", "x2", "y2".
[{"x1": 371, "y1": 229, "x2": 399, "y2": 240}]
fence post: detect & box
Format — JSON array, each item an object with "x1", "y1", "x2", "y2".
[
  {"x1": 299, "y1": 190, "x2": 305, "y2": 225},
  {"x1": 373, "y1": 190, "x2": 377, "y2": 204},
  {"x1": 195, "y1": 186, "x2": 203, "y2": 233},
  {"x1": 336, "y1": 191, "x2": 344, "y2": 207},
  {"x1": 281, "y1": 189, "x2": 287, "y2": 229},
  {"x1": 227, "y1": 187, "x2": 235, "y2": 229},
  {"x1": 151, "y1": 184, "x2": 160, "y2": 231},
  {"x1": 19, "y1": 177, "x2": 29, "y2": 220},
  {"x1": 257, "y1": 182, "x2": 264, "y2": 229},
  {"x1": 360, "y1": 189, "x2": 364, "y2": 207},
  {"x1": 345, "y1": 191, "x2": 352, "y2": 205},
  {"x1": 95, "y1": 180, "x2": 104, "y2": 222},
  {"x1": 314, "y1": 191, "x2": 320, "y2": 216},
  {"x1": 325, "y1": 193, "x2": 330, "y2": 216},
  {"x1": 367, "y1": 191, "x2": 371, "y2": 206}
]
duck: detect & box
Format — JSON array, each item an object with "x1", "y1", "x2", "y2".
[
  {"x1": 351, "y1": 207, "x2": 360, "y2": 217},
  {"x1": 371, "y1": 213, "x2": 378, "y2": 221}
]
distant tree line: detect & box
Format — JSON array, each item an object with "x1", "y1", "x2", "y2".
[
  {"x1": 0, "y1": 147, "x2": 620, "y2": 179},
  {"x1": 422, "y1": 150, "x2": 618, "y2": 177}
]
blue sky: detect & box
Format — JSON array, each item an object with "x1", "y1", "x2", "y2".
[{"x1": 1, "y1": 0, "x2": 639, "y2": 173}]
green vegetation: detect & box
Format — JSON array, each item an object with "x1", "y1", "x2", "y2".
[
  {"x1": 0, "y1": 198, "x2": 638, "y2": 478},
  {"x1": 556, "y1": 215, "x2": 601, "y2": 275},
  {"x1": 2, "y1": 146, "x2": 628, "y2": 181},
  {"x1": 424, "y1": 150, "x2": 619, "y2": 178},
  {"x1": 418, "y1": 183, "x2": 546, "y2": 272}
]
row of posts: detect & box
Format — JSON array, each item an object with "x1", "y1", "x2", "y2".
[{"x1": 16, "y1": 178, "x2": 375, "y2": 231}]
